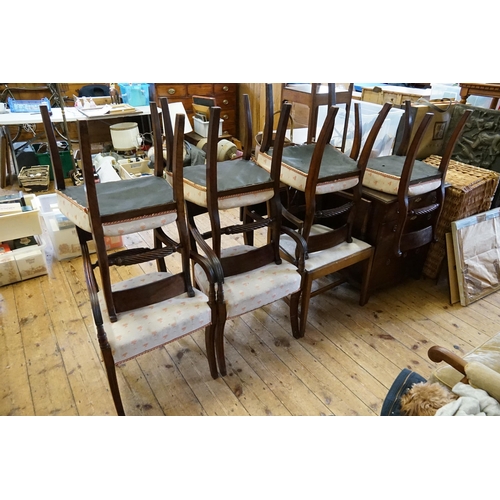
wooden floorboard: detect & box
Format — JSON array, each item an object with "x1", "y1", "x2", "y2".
[{"x1": 1, "y1": 196, "x2": 499, "y2": 416}]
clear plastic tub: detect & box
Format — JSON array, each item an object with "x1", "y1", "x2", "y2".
[{"x1": 430, "y1": 83, "x2": 461, "y2": 101}]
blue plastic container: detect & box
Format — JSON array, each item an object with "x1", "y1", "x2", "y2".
[
  {"x1": 118, "y1": 83, "x2": 150, "y2": 107},
  {"x1": 8, "y1": 97, "x2": 51, "y2": 113}
]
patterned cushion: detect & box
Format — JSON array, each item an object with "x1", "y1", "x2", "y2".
[
  {"x1": 363, "y1": 155, "x2": 442, "y2": 196},
  {"x1": 280, "y1": 224, "x2": 372, "y2": 272},
  {"x1": 98, "y1": 272, "x2": 212, "y2": 364},
  {"x1": 257, "y1": 143, "x2": 360, "y2": 194},
  {"x1": 193, "y1": 245, "x2": 301, "y2": 319},
  {"x1": 181, "y1": 159, "x2": 274, "y2": 209},
  {"x1": 56, "y1": 176, "x2": 178, "y2": 236}
]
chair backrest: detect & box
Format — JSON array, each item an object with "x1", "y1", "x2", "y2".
[
  {"x1": 262, "y1": 83, "x2": 360, "y2": 158},
  {"x1": 149, "y1": 102, "x2": 169, "y2": 177},
  {"x1": 393, "y1": 108, "x2": 473, "y2": 256},
  {"x1": 159, "y1": 97, "x2": 174, "y2": 172},
  {"x1": 302, "y1": 102, "x2": 393, "y2": 250},
  {"x1": 204, "y1": 100, "x2": 292, "y2": 275},
  {"x1": 240, "y1": 93, "x2": 253, "y2": 161},
  {"x1": 393, "y1": 100, "x2": 414, "y2": 156},
  {"x1": 332, "y1": 83, "x2": 354, "y2": 153}
]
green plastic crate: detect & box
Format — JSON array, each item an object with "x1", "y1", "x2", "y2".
[{"x1": 34, "y1": 142, "x2": 75, "y2": 180}]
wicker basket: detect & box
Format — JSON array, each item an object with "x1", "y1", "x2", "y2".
[
  {"x1": 422, "y1": 155, "x2": 500, "y2": 279},
  {"x1": 18, "y1": 165, "x2": 50, "y2": 192}
]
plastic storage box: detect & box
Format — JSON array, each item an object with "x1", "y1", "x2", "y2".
[
  {"x1": 430, "y1": 83, "x2": 461, "y2": 101},
  {"x1": 36, "y1": 193, "x2": 123, "y2": 260},
  {"x1": 7, "y1": 97, "x2": 51, "y2": 113},
  {"x1": 118, "y1": 83, "x2": 150, "y2": 107},
  {"x1": 193, "y1": 116, "x2": 223, "y2": 138}
]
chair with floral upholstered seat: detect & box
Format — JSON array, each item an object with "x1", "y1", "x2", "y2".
[
  {"x1": 41, "y1": 103, "x2": 220, "y2": 415},
  {"x1": 182, "y1": 89, "x2": 305, "y2": 376},
  {"x1": 256, "y1": 87, "x2": 392, "y2": 337}
]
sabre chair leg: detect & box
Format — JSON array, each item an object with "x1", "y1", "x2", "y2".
[
  {"x1": 296, "y1": 274, "x2": 314, "y2": 339},
  {"x1": 205, "y1": 324, "x2": 219, "y2": 379},
  {"x1": 101, "y1": 347, "x2": 125, "y2": 416},
  {"x1": 214, "y1": 305, "x2": 228, "y2": 376},
  {"x1": 289, "y1": 290, "x2": 301, "y2": 339},
  {"x1": 359, "y1": 250, "x2": 375, "y2": 307}
]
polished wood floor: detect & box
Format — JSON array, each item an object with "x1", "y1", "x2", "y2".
[{"x1": 2, "y1": 186, "x2": 499, "y2": 416}]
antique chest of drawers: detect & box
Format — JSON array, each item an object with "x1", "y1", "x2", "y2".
[{"x1": 152, "y1": 83, "x2": 238, "y2": 137}]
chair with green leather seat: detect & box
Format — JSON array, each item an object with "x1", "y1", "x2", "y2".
[
  {"x1": 40, "y1": 103, "x2": 220, "y2": 414},
  {"x1": 257, "y1": 97, "x2": 392, "y2": 337},
  {"x1": 181, "y1": 92, "x2": 306, "y2": 375}
]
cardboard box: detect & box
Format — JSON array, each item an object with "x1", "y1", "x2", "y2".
[
  {"x1": 0, "y1": 237, "x2": 48, "y2": 286},
  {"x1": 0, "y1": 252, "x2": 22, "y2": 286},
  {"x1": 1, "y1": 194, "x2": 47, "y2": 286},
  {"x1": 46, "y1": 215, "x2": 82, "y2": 260},
  {"x1": 14, "y1": 240, "x2": 48, "y2": 280}
]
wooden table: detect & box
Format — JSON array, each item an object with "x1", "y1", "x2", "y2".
[{"x1": 459, "y1": 83, "x2": 500, "y2": 109}]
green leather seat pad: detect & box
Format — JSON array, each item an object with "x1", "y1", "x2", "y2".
[
  {"x1": 270, "y1": 144, "x2": 359, "y2": 178},
  {"x1": 183, "y1": 159, "x2": 272, "y2": 192},
  {"x1": 367, "y1": 156, "x2": 441, "y2": 184},
  {"x1": 64, "y1": 175, "x2": 174, "y2": 216}
]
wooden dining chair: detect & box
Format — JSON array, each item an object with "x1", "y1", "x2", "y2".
[
  {"x1": 362, "y1": 104, "x2": 473, "y2": 258},
  {"x1": 40, "y1": 104, "x2": 220, "y2": 414},
  {"x1": 41, "y1": 102, "x2": 187, "y2": 323},
  {"x1": 181, "y1": 93, "x2": 306, "y2": 376},
  {"x1": 256, "y1": 98, "x2": 392, "y2": 337}
]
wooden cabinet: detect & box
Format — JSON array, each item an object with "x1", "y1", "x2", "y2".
[{"x1": 153, "y1": 83, "x2": 238, "y2": 137}]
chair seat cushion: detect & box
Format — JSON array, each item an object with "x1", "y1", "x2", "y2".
[
  {"x1": 57, "y1": 176, "x2": 178, "y2": 236},
  {"x1": 182, "y1": 159, "x2": 274, "y2": 209},
  {"x1": 99, "y1": 272, "x2": 212, "y2": 364},
  {"x1": 280, "y1": 224, "x2": 372, "y2": 272},
  {"x1": 194, "y1": 245, "x2": 301, "y2": 319},
  {"x1": 257, "y1": 144, "x2": 360, "y2": 194},
  {"x1": 363, "y1": 155, "x2": 442, "y2": 196}
]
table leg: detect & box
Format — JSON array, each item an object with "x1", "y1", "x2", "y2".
[{"x1": 0, "y1": 126, "x2": 6, "y2": 188}]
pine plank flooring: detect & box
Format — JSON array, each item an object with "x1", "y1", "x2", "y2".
[{"x1": 2, "y1": 192, "x2": 500, "y2": 416}]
